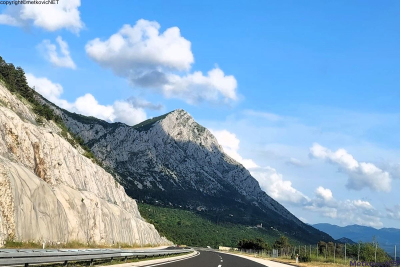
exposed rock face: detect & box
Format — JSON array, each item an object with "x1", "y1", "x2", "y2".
[
  {"x1": 59, "y1": 109, "x2": 333, "y2": 243},
  {"x1": 0, "y1": 83, "x2": 170, "y2": 246}
]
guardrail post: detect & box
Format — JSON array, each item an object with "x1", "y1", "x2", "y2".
[
  {"x1": 24, "y1": 264, "x2": 29, "y2": 267},
  {"x1": 90, "y1": 259, "x2": 94, "y2": 266},
  {"x1": 124, "y1": 256, "x2": 128, "y2": 262},
  {"x1": 63, "y1": 260, "x2": 68, "y2": 267}
]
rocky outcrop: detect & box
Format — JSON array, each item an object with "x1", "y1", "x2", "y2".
[
  {"x1": 59, "y1": 109, "x2": 333, "y2": 243},
  {"x1": 0, "y1": 82, "x2": 170, "y2": 246}
]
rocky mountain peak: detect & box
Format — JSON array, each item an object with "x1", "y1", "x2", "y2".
[{"x1": 51, "y1": 106, "x2": 333, "y2": 244}]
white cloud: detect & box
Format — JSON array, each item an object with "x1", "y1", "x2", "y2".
[
  {"x1": 26, "y1": 73, "x2": 147, "y2": 126},
  {"x1": 210, "y1": 129, "x2": 258, "y2": 169},
  {"x1": 309, "y1": 143, "x2": 392, "y2": 192},
  {"x1": 162, "y1": 68, "x2": 237, "y2": 104},
  {"x1": 251, "y1": 167, "x2": 310, "y2": 205},
  {"x1": 39, "y1": 36, "x2": 76, "y2": 69},
  {"x1": 0, "y1": 0, "x2": 83, "y2": 33},
  {"x1": 305, "y1": 187, "x2": 383, "y2": 228},
  {"x1": 387, "y1": 205, "x2": 400, "y2": 220},
  {"x1": 85, "y1": 19, "x2": 238, "y2": 104},
  {"x1": 315, "y1": 186, "x2": 333, "y2": 202}
]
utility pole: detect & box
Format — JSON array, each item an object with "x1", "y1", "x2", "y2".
[
  {"x1": 310, "y1": 245, "x2": 311, "y2": 258},
  {"x1": 345, "y1": 243, "x2": 347, "y2": 264},
  {"x1": 334, "y1": 243, "x2": 336, "y2": 263},
  {"x1": 317, "y1": 243, "x2": 319, "y2": 258},
  {"x1": 375, "y1": 244, "x2": 377, "y2": 263},
  {"x1": 325, "y1": 245, "x2": 327, "y2": 260},
  {"x1": 358, "y1": 243, "x2": 360, "y2": 261},
  {"x1": 395, "y1": 245, "x2": 396, "y2": 262}
]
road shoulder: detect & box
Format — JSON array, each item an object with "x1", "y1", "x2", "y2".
[
  {"x1": 102, "y1": 250, "x2": 199, "y2": 267},
  {"x1": 217, "y1": 251, "x2": 295, "y2": 267}
]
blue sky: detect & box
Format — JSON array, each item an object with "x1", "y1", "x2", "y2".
[{"x1": 1, "y1": 0, "x2": 400, "y2": 229}]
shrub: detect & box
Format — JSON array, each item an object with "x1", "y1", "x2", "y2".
[{"x1": 300, "y1": 255, "x2": 311, "y2": 262}]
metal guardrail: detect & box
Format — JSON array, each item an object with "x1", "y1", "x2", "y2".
[{"x1": 0, "y1": 248, "x2": 193, "y2": 266}]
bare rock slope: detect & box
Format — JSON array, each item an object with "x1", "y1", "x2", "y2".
[
  {"x1": 0, "y1": 82, "x2": 170, "y2": 246},
  {"x1": 60, "y1": 109, "x2": 333, "y2": 244}
]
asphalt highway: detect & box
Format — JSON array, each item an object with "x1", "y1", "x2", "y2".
[{"x1": 148, "y1": 250, "x2": 267, "y2": 267}]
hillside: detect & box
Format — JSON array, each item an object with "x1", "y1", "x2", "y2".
[
  {"x1": 0, "y1": 57, "x2": 169, "y2": 247},
  {"x1": 54, "y1": 107, "x2": 333, "y2": 244},
  {"x1": 138, "y1": 203, "x2": 283, "y2": 248},
  {"x1": 314, "y1": 223, "x2": 400, "y2": 257}
]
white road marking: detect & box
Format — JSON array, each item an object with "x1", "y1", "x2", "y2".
[
  {"x1": 218, "y1": 265, "x2": 222, "y2": 267},
  {"x1": 142, "y1": 251, "x2": 200, "y2": 267}
]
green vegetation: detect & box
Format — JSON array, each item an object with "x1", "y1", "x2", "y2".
[
  {"x1": 315, "y1": 241, "x2": 392, "y2": 263},
  {"x1": 132, "y1": 112, "x2": 172, "y2": 131},
  {"x1": 234, "y1": 239, "x2": 393, "y2": 265},
  {"x1": 138, "y1": 203, "x2": 281, "y2": 248},
  {"x1": 0, "y1": 55, "x2": 102, "y2": 164},
  {"x1": 238, "y1": 238, "x2": 271, "y2": 250}
]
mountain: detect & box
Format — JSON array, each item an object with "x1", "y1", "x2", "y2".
[
  {"x1": 51, "y1": 107, "x2": 333, "y2": 244},
  {"x1": 0, "y1": 73, "x2": 169, "y2": 246},
  {"x1": 335, "y1": 237, "x2": 356, "y2": 245},
  {"x1": 314, "y1": 223, "x2": 400, "y2": 257}
]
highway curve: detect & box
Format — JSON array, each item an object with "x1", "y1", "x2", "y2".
[{"x1": 148, "y1": 250, "x2": 267, "y2": 267}]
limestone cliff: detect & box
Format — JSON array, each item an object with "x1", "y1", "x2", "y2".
[
  {"x1": 59, "y1": 109, "x2": 333, "y2": 244},
  {"x1": 0, "y1": 82, "x2": 170, "y2": 246}
]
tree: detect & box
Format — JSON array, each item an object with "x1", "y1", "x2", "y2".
[
  {"x1": 238, "y1": 238, "x2": 270, "y2": 250},
  {"x1": 273, "y1": 235, "x2": 290, "y2": 249}
]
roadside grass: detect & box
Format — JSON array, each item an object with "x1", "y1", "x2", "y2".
[
  {"x1": 228, "y1": 251, "x2": 356, "y2": 267},
  {"x1": 267, "y1": 257, "x2": 352, "y2": 267},
  {"x1": 4, "y1": 240, "x2": 159, "y2": 249}
]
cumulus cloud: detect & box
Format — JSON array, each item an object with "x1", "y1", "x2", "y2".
[
  {"x1": 208, "y1": 130, "x2": 383, "y2": 226},
  {"x1": 387, "y1": 205, "x2": 400, "y2": 220},
  {"x1": 210, "y1": 129, "x2": 258, "y2": 169},
  {"x1": 85, "y1": 19, "x2": 238, "y2": 104},
  {"x1": 251, "y1": 167, "x2": 310, "y2": 205},
  {"x1": 309, "y1": 143, "x2": 392, "y2": 192},
  {"x1": 39, "y1": 36, "x2": 76, "y2": 69},
  {"x1": 305, "y1": 186, "x2": 383, "y2": 228},
  {"x1": 26, "y1": 73, "x2": 147, "y2": 126},
  {"x1": 0, "y1": 0, "x2": 83, "y2": 33},
  {"x1": 315, "y1": 186, "x2": 333, "y2": 202}
]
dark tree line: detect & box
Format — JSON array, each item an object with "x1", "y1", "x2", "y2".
[
  {"x1": 0, "y1": 56, "x2": 61, "y2": 123},
  {"x1": 238, "y1": 235, "x2": 290, "y2": 251},
  {"x1": 0, "y1": 55, "x2": 101, "y2": 163}
]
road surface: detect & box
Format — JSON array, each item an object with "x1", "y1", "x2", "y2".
[{"x1": 148, "y1": 250, "x2": 268, "y2": 267}]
